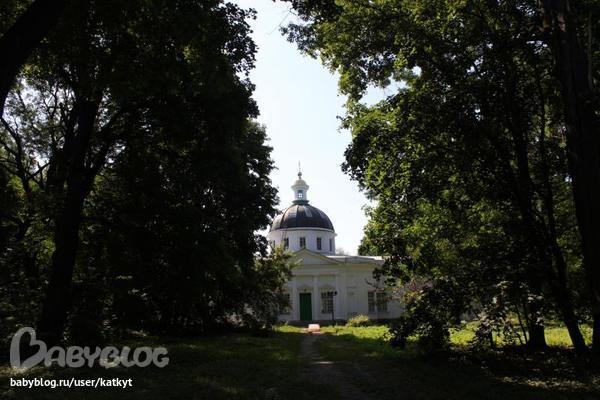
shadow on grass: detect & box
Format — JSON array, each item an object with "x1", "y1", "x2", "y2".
[
  {"x1": 0, "y1": 330, "x2": 334, "y2": 400},
  {"x1": 3, "y1": 328, "x2": 598, "y2": 400},
  {"x1": 317, "y1": 329, "x2": 600, "y2": 400}
]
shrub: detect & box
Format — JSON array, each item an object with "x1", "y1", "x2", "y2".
[
  {"x1": 346, "y1": 315, "x2": 372, "y2": 327},
  {"x1": 389, "y1": 277, "x2": 467, "y2": 352}
]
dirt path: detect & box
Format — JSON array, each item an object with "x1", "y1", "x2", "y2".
[{"x1": 299, "y1": 333, "x2": 371, "y2": 400}]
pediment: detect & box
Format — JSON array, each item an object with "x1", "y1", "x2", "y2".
[{"x1": 290, "y1": 248, "x2": 340, "y2": 265}]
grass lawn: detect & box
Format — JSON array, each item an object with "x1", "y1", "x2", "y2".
[
  {"x1": 0, "y1": 327, "x2": 334, "y2": 400},
  {"x1": 318, "y1": 324, "x2": 600, "y2": 400},
  {"x1": 448, "y1": 321, "x2": 594, "y2": 347},
  {"x1": 1, "y1": 324, "x2": 598, "y2": 399}
]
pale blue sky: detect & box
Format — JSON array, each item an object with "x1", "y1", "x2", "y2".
[{"x1": 234, "y1": 0, "x2": 371, "y2": 255}]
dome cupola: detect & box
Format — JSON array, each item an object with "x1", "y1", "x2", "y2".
[{"x1": 267, "y1": 170, "x2": 336, "y2": 254}]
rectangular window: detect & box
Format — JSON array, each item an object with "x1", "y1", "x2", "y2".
[
  {"x1": 299, "y1": 237, "x2": 306, "y2": 248},
  {"x1": 283, "y1": 238, "x2": 289, "y2": 249},
  {"x1": 376, "y1": 292, "x2": 388, "y2": 312},
  {"x1": 321, "y1": 291, "x2": 334, "y2": 314},
  {"x1": 368, "y1": 291, "x2": 388, "y2": 313},
  {"x1": 329, "y1": 238, "x2": 333, "y2": 252},
  {"x1": 297, "y1": 190, "x2": 303, "y2": 199},
  {"x1": 368, "y1": 291, "x2": 375, "y2": 312},
  {"x1": 316, "y1": 237, "x2": 322, "y2": 250}
]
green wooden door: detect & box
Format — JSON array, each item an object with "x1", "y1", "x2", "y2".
[{"x1": 299, "y1": 293, "x2": 312, "y2": 321}]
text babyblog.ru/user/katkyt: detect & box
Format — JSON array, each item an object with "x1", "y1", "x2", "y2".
[{"x1": 10, "y1": 377, "x2": 133, "y2": 389}]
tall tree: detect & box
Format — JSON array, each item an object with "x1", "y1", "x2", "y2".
[
  {"x1": 284, "y1": 0, "x2": 595, "y2": 352},
  {"x1": 1, "y1": 0, "x2": 272, "y2": 344},
  {"x1": 539, "y1": 0, "x2": 600, "y2": 355}
]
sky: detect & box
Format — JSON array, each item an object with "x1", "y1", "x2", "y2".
[{"x1": 234, "y1": 0, "x2": 374, "y2": 255}]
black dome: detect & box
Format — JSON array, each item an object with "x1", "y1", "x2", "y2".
[{"x1": 270, "y1": 203, "x2": 334, "y2": 231}]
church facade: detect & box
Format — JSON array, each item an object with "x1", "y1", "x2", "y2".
[{"x1": 268, "y1": 173, "x2": 403, "y2": 322}]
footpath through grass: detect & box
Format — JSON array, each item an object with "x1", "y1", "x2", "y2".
[{"x1": 1, "y1": 324, "x2": 598, "y2": 399}]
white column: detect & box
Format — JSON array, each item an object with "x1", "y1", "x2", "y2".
[
  {"x1": 334, "y1": 274, "x2": 340, "y2": 321},
  {"x1": 312, "y1": 275, "x2": 319, "y2": 321},
  {"x1": 340, "y1": 272, "x2": 348, "y2": 318}
]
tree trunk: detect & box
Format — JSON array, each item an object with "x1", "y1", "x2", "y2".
[
  {"x1": 551, "y1": 247, "x2": 589, "y2": 352},
  {"x1": 36, "y1": 181, "x2": 86, "y2": 345},
  {"x1": 0, "y1": 0, "x2": 68, "y2": 116},
  {"x1": 36, "y1": 99, "x2": 97, "y2": 346},
  {"x1": 535, "y1": 73, "x2": 589, "y2": 354},
  {"x1": 527, "y1": 322, "x2": 547, "y2": 350},
  {"x1": 539, "y1": 0, "x2": 600, "y2": 357},
  {"x1": 505, "y1": 74, "x2": 548, "y2": 351},
  {"x1": 526, "y1": 279, "x2": 548, "y2": 351}
]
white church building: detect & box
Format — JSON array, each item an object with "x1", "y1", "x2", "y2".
[{"x1": 268, "y1": 172, "x2": 403, "y2": 322}]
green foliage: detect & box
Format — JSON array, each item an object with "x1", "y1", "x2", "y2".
[
  {"x1": 389, "y1": 277, "x2": 469, "y2": 351},
  {"x1": 286, "y1": 0, "x2": 596, "y2": 352},
  {"x1": 345, "y1": 314, "x2": 372, "y2": 327},
  {"x1": 239, "y1": 248, "x2": 293, "y2": 332},
  {"x1": 0, "y1": 0, "x2": 284, "y2": 346},
  {"x1": 470, "y1": 281, "x2": 538, "y2": 349}
]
